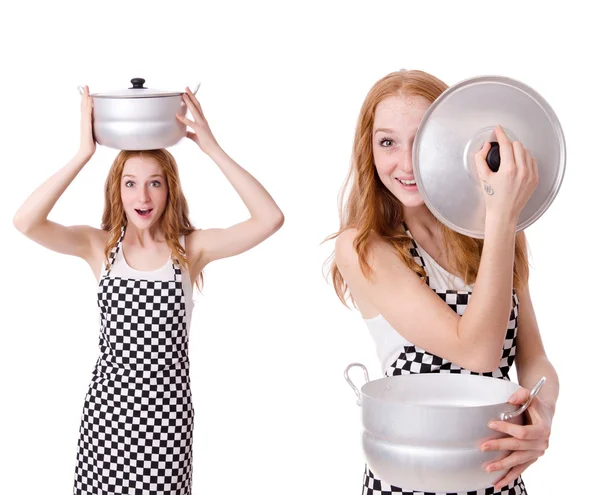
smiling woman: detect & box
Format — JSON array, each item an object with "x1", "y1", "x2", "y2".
[
  {"x1": 325, "y1": 70, "x2": 559, "y2": 495},
  {"x1": 12, "y1": 85, "x2": 284, "y2": 495}
]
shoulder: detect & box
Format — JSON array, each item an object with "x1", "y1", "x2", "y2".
[
  {"x1": 335, "y1": 228, "x2": 403, "y2": 280},
  {"x1": 184, "y1": 228, "x2": 212, "y2": 265},
  {"x1": 71, "y1": 225, "x2": 109, "y2": 256},
  {"x1": 89, "y1": 226, "x2": 110, "y2": 244},
  {"x1": 335, "y1": 228, "x2": 388, "y2": 264},
  {"x1": 334, "y1": 228, "x2": 359, "y2": 263},
  {"x1": 184, "y1": 228, "x2": 205, "y2": 251},
  {"x1": 81, "y1": 227, "x2": 110, "y2": 280}
]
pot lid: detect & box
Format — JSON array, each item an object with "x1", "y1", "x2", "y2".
[
  {"x1": 90, "y1": 78, "x2": 183, "y2": 98},
  {"x1": 413, "y1": 75, "x2": 566, "y2": 238}
]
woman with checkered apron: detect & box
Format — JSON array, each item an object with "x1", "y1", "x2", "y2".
[
  {"x1": 13, "y1": 86, "x2": 284, "y2": 494},
  {"x1": 327, "y1": 70, "x2": 559, "y2": 494}
]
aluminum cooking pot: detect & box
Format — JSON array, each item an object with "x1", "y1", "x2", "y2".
[
  {"x1": 344, "y1": 363, "x2": 545, "y2": 492},
  {"x1": 413, "y1": 75, "x2": 566, "y2": 238},
  {"x1": 78, "y1": 78, "x2": 200, "y2": 151}
]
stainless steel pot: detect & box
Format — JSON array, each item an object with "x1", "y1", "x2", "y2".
[
  {"x1": 78, "y1": 78, "x2": 200, "y2": 151},
  {"x1": 345, "y1": 363, "x2": 545, "y2": 492},
  {"x1": 413, "y1": 75, "x2": 566, "y2": 238}
]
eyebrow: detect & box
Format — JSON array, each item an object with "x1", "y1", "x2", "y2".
[
  {"x1": 122, "y1": 174, "x2": 164, "y2": 178},
  {"x1": 373, "y1": 127, "x2": 396, "y2": 134}
]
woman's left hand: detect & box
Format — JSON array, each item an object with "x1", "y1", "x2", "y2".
[
  {"x1": 176, "y1": 87, "x2": 221, "y2": 155},
  {"x1": 480, "y1": 386, "x2": 554, "y2": 490}
]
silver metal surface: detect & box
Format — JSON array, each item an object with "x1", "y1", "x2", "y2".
[
  {"x1": 413, "y1": 75, "x2": 566, "y2": 238},
  {"x1": 345, "y1": 365, "x2": 546, "y2": 492},
  {"x1": 363, "y1": 431, "x2": 508, "y2": 493},
  {"x1": 77, "y1": 80, "x2": 202, "y2": 150},
  {"x1": 344, "y1": 363, "x2": 370, "y2": 406},
  {"x1": 500, "y1": 376, "x2": 546, "y2": 421}
]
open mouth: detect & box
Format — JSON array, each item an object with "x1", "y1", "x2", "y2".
[
  {"x1": 396, "y1": 178, "x2": 417, "y2": 187},
  {"x1": 135, "y1": 209, "x2": 153, "y2": 218}
]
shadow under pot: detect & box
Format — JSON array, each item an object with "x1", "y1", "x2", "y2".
[
  {"x1": 79, "y1": 78, "x2": 200, "y2": 151},
  {"x1": 344, "y1": 364, "x2": 545, "y2": 493}
]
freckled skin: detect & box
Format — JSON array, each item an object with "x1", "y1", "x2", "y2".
[{"x1": 372, "y1": 94, "x2": 431, "y2": 208}]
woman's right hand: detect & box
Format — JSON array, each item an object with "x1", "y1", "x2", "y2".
[
  {"x1": 78, "y1": 85, "x2": 96, "y2": 159},
  {"x1": 474, "y1": 125, "x2": 539, "y2": 225}
]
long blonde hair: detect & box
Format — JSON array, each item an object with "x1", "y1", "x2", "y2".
[
  {"x1": 101, "y1": 149, "x2": 203, "y2": 289},
  {"x1": 324, "y1": 70, "x2": 528, "y2": 307}
]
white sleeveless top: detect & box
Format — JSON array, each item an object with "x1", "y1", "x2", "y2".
[
  {"x1": 363, "y1": 229, "x2": 473, "y2": 374},
  {"x1": 100, "y1": 235, "x2": 196, "y2": 332}
]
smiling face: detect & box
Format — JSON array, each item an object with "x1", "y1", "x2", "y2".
[
  {"x1": 120, "y1": 156, "x2": 168, "y2": 230},
  {"x1": 372, "y1": 93, "x2": 431, "y2": 208}
]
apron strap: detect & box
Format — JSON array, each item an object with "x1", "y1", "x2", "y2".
[
  {"x1": 105, "y1": 225, "x2": 126, "y2": 277},
  {"x1": 173, "y1": 261, "x2": 182, "y2": 283},
  {"x1": 172, "y1": 234, "x2": 185, "y2": 283},
  {"x1": 402, "y1": 221, "x2": 428, "y2": 272}
]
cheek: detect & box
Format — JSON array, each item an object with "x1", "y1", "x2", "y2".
[
  {"x1": 153, "y1": 188, "x2": 168, "y2": 208},
  {"x1": 373, "y1": 149, "x2": 398, "y2": 178},
  {"x1": 120, "y1": 187, "x2": 133, "y2": 204}
]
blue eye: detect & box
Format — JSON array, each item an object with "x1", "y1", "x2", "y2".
[
  {"x1": 150, "y1": 181, "x2": 161, "y2": 187},
  {"x1": 125, "y1": 181, "x2": 134, "y2": 187},
  {"x1": 380, "y1": 138, "x2": 394, "y2": 147}
]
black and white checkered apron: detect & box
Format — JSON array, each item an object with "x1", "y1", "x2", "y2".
[
  {"x1": 362, "y1": 231, "x2": 527, "y2": 495},
  {"x1": 73, "y1": 227, "x2": 194, "y2": 495}
]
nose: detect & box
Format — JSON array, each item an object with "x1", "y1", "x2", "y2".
[
  {"x1": 399, "y1": 146, "x2": 413, "y2": 173},
  {"x1": 138, "y1": 185, "x2": 150, "y2": 202}
]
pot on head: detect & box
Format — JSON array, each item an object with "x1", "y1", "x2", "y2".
[{"x1": 79, "y1": 78, "x2": 200, "y2": 151}]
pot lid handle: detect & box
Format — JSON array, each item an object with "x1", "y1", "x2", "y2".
[
  {"x1": 486, "y1": 142, "x2": 501, "y2": 172},
  {"x1": 130, "y1": 78, "x2": 147, "y2": 89}
]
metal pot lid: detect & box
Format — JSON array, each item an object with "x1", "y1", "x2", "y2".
[
  {"x1": 90, "y1": 78, "x2": 184, "y2": 99},
  {"x1": 413, "y1": 75, "x2": 566, "y2": 238}
]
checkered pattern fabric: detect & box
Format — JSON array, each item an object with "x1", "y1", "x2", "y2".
[
  {"x1": 73, "y1": 227, "x2": 194, "y2": 495},
  {"x1": 387, "y1": 290, "x2": 518, "y2": 379},
  {"x1": 363, "y1": 467, "x2": 527, "y2": 495},
  {"x1": 363, "y1": 228, "x2": 525, "y2": 494}
]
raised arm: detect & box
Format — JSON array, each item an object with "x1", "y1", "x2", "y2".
[
  {"x1": 336, "y1": 126, "x2": 539, "y2": 373},
  {"x1": 13, "y1": 86, "x2": 103, "y2": 263},
  {"x1": 177, "y1": 87, "x2": 284, "y2": 266}
]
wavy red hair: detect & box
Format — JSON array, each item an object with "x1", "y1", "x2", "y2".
[
  {"x1": 324, "y1": 70, "x2": 528, "y2": 307},
  {"x1": 101, "y1": 149, "x2": 203, "y2": 289}
]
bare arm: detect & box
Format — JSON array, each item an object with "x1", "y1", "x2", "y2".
[
  {"x1": 178, "y1": 88, "x2": 284, "y2": 266},
  {"x1": 514, "y1": 282, "x2": 559, "y2": 413},
  {"x1": 13, "y1": 86, "x2": 101, "y2": 263},
  {"x1": 337, "y1": 226, "x2": 518, "y2": 373},
  {"x1": 336, "y1": 126, "x2": 539, "y2": 373},
  {"x1": 475, "y1": 275, "x2": 558, "y2": 490}
]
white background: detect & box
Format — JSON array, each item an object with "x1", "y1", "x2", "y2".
[{"x1": 0, "y1": 1, "x2": 597, "y2": 493}]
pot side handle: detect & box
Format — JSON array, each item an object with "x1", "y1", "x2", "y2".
[
  {"x1": 499, "y1": 376, "x2": 546, "y2": 421},
  {"x1": 344, "y1": 363, "x2": 370, "y2": 407}
]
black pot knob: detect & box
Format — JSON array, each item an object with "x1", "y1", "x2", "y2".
[
  {"x1": 486, "y1": 142, "x2": 501, "y2": 172},
  {"x1": 130, "y1": 78, "x2": 147, "y2": 89}
]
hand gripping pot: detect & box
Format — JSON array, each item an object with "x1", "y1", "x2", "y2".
[
  {"x1": 78, "y1": 78, "x2": 200, "y2": 151},
  {"x1": 344, "y1": 364, "x2": 545, "y2": 492}
]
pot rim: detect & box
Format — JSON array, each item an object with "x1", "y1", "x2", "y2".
[
  {"x1": 81, "y1": 78, "x2": 200, "y2": 99},
  {"x1": 360, "y1": 373, "x2": 520, "y2": 410},
  {"x1": 91, "y1": 91, "x2": 183, "y2": 99}
]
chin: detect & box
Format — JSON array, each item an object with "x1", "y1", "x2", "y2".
[
  {"x1": 392, "y1": 192, "x2": 425, "y2": 209},
  {"x1": 125, "y1": 214, "x2": 159, "y2": 230}
]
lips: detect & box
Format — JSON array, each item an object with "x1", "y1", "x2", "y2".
[
  {"x1": 135, "y1": 208, "x2": 153, "y2": 218},
  {"x1": 396, "y1": 178, "x2": 417, "y2": 187}
]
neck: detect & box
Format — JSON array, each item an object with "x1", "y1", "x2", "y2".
[
  {"x1": 402, "y1": 204, "x2": 440, "y2": 237},
  {"x1": 124, "y1": 223, "x2": 165, "y2": 246}
]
